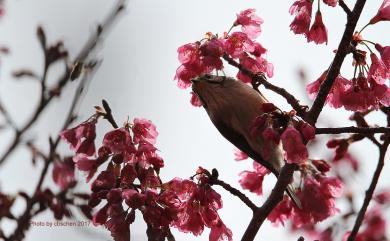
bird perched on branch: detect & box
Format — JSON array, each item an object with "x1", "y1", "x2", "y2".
[{"x1": 191, "y1": 74, "x2": 301, "y2": 208}]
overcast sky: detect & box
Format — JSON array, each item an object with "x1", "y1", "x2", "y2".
[{"x1": 0, "y1": 0, "x2": 389, "y2": 240}]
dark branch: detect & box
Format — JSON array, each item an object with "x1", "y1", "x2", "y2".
[
  {"x1": 212, "y1": 179, "x2": 257, "y2": 212},
  {"x1": 223, "y1": 54, "x2": 307, "y2": 117},
  {"x1": 0, "y1": 0, "x2": 126, "y2": 166},
  {"x1": 102, "y1": 99, "x2": 119, "y2": 128},
  {"x1": 346, "y1": 141, "x2": 389, "y2": 241},
  {"x1": 339, "y1": 0, "x2": 352, "y2": 16},
  {"x1": 316, "y1": 127, "x2": 390, "y2": 135},
  {"x1": 241, "y1": 163, "x2": 297, "y2": 241},
  {"x1": 5, "y1": 2, "x2": 127, "y2": 240},
  {"x1": 306, "y1": 0, "x2": 367, "y2": 125}
]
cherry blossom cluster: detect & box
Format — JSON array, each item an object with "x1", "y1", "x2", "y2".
[
  {"x1": 289, "y1": 0, "x2": 337, "y2": 44},
  {"x1": 249, "y1": 103, "x2": 315, "y2": 164},
  {"x1": 306, "y1": 0, "x2": 390, "y2": 112},
  {"x1": 236, "y1": 148, "x2": 344, "y2": 228},
  {"x1": 174, "y1": 9, "x2": 273, "y2": 105},
  {"x1": 234, "y1": 102, "x2": 344, "y2": 226},
  {"x1": 59, "y1": 111, "x2": 232, "y2": 241}
]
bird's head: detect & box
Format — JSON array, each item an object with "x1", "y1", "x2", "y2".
[{"x1": 191, "y1": 74, "x2": 236, "y2": 109}]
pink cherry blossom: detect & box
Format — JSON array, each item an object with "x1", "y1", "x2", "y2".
[
  {"x1": 239, "y1": 162, "x2": 270, "y2": 195},
  {"x1": 307, "y1": 11, "x2": 328, "y2": 45},
  {"x1": 251, "y1": 43, "x2": 267, "y2": 57},
  {"x1": 209, "y1": 221, "x2": 233, "y2": 241},
  {"x1": 368, "y1": 53, "x2": 390, "y2": 84},
  {"x1": 280, "y1": 126, "x2": 308, "y2": 164},
  {"x1": 174, "y1": 65, "x2": 200, "y2": 89},
  {"x1": 91, "y1": 170, "x2": 116, "y2": 192},
  {"x1": 224, "y1": 32, "x2": 255, "y2": 59},
  {"x1": 298, "y1": 121, "x2": 316, "y2": 141},
  {"x1": 177, "y1": 43, "x2": 201, "y2": 65},
  {"x1": 59, "y1": 120, "x2": 97, "y2": 156},
  {"x1": 375, "y1": 44, "x2": 390, "y2": 68},
  {"x1": 374, "y1": 188, "x2": 390, "y2": 204},
  {"x1": 267, "y1": 196, "x2": 293, "y2": 225},
  {"x1": 306, "y1": 72, "x2": 350, "y2": 108},
  {"x1": 175, "y1": 43, "x2": 204, "y2": 89},
  {"x1": 233, "y1": 148, "x2": 248, "y2": 161},
  {"x1": 102, "y1": 128, "x2": 135, "y2": 157},
  {"x1": 132, "y1": 118, "x2": 158, "y2": 145},
  {"x1": 235, "y1": 9, "x2": 264, "y2": 39},
  {"x1": 121, "y1": 189, "x2": 146, "y2": 209},
  {"x1": 289, "y1": 0, "x2": 313, "y2": 35},
  {"x1": 190, "y1": 92, "x2": 202, "y2": 107},
  {"x1": 323, "y1": 0, "x2": 338, "y2": 7},
  {"x1": 200, "y1": 38, "x2": 224, "y2": 71},
  {"x1": 370, "y1": 0, "x2": 390, "y2": 24},
  {"x1": 340, "y1": 75, "x2": 390, "y2": 111},
  {"x1": 105, "y1": 212, "x2": 131, "y2": 241},
  {"x1": 73, "y1": 154, "x2": 104, "y2": 182},
  {"x1": 166, "y1": 178, "x2": 230, "y2": 238},
  {"x1": 292, "y1": 176, "x2": 343, "y2": 227},
  {"x1": 52, "y1": 159, "x2": 75, "y2": 190},
  {"x1": 236, "y1": 54, "x2": 273, "y2": 83}
]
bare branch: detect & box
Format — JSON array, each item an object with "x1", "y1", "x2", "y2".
[
  {"x1": 316, "y1": 127, "x2": 390, "y2": 135},
  {"x1": 0, "y1": 0, "x2": 127, "y2": 166},
  {"x1": 212, "y1": 179, "x2": 257, "y2": 212}
]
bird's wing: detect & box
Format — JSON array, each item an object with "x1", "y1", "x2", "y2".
[{"x1": 210, "y1": 116, "x2": 278, "y2": 175}]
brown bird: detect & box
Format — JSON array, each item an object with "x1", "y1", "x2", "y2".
[{"x1": 191, "y1": 74, "x2": 301, "y2": 208}]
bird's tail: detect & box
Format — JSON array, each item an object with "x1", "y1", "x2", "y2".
[{"x1": 286, "y1": 185, "x2": 302, "y2": 209}]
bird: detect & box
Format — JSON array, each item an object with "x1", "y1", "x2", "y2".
[{"x1": 191, "y1": 74, "x2": 301, "y2": 208}]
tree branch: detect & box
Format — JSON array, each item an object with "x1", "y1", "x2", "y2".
[
  {"x1": 241, "y1": 163, "x2": 297, "y2": 241},
  {"x1": 212, "y1": 179, "x2": 257, "y2": 212},
  {"x1": 316, "y1": 127, "x2": 390, "y2": 135},
  {"x1": 5, "y1": 2, "x2": 127, "y2": 240},
  {"x1": 0, "y1": 0, "x2": 126, "y2": 166},
  {"x1": 339, "y1": 0, "x2": 352, "y2": 17},
  {"x1": 223, "y1": 54, "x2": 307, "y2": 117},
  {"x1": 306, "y1": 0, "x2": 367, "y2": 125},
  {"x1": 346, "y1": 140, "x2": 389, "y2": 241}
]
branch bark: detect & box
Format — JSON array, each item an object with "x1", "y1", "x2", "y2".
[
  {"x1": 316, "y1": 127, "x2": 390, "y2": 135},
  {"x1": 241, "y1": 163, "x2": 297, "y2": 241},
  {"x1": 0, "y1": 0, "x2": 126, "y2": 166},
  {"x1": 4, "y1": 2, "x2": 127, "y2": 240},
  {"x1": 212, "y1": 179, "x2": 257, "y2": 212},
  {"x1": 346, "y1": 140, "x2": 389, "y2": 241}
]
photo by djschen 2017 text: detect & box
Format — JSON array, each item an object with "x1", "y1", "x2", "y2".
[{"x1": 0, "y1": 0, "x2": 390, "y2": 240}]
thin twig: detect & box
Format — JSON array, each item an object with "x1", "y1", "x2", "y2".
[
  {"x1": 0, "y1": 0, "x2": 126, "y2": 166},
  {"x1": 316, "y1": 127, "x2": 390, "y2": 135},
  {"x1": 102, "y1": 99, "x2": 119, "y2": 128},
  {"x1": 306, "y1": 0, "x2": 367, "y2": 124},
  {"x1": 222, "y1": 54, "x2": 307, "y2": 117},
  {"x1": 241, "y1": 163, "x2": 297, "y2": 241},
  {"x1": 346, "y1": 140, "x2": 389, "y2": 241},
  {"x1": 212, "y1": 179, "x2": 257, "y2": 212},
  {"x1": 339, "y1": 0, "x2": 352, "y2": 17},
  {"x1": 5, "y1": 2, "x2": 127, "y2": 240}
]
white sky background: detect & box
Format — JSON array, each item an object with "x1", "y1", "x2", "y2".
[{"x1": 0, "y1": 0, "x2": 389, "y2": 240}]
